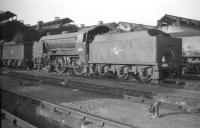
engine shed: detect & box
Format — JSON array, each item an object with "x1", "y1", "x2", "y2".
[{"x1": 156, "y1": 14, "x2": 200, "y2": 73}]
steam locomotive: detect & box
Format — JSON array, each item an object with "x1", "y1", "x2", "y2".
[
  {"x1": 32, "y1": 25, "x2": 182, "y2": 82},
  {"x1": 0, "y1": 25, "x2": 182, "y2": 82}
]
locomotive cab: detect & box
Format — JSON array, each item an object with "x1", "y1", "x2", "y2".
[
  {"x1": 156, "y1": 35, "x2": 182, "y2": 79},
  {"x1": 76, "y1": 25, "x2": 111, "y2": 63},
  {"x1": 74, "y1": 25, "x2": 111, "y2": 74}
]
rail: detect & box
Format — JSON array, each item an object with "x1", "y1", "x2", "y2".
[
  {"x1": 1, "y1": 88, "x2": 136, "y2": 128},
  {"x1": 1, "y1": 109, "x2": 37, "y2": 128},
  {"x1": 5, "y1": 71, "x2": 200, "y2": 112}
]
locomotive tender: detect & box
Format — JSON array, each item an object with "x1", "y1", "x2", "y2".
[
  {"x1": 1, "y1": 41, "x2": 33, "y2": 68},
  {"x1": 36, "y1": 25, "x2": 182, "y2": 82}
]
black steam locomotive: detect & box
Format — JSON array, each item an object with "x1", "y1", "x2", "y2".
[
  {"x1": 32, "y1": 26, "x2": 182, "y2": 82},
  {"x1": 1, "y1": 25, "x2": 182, "y2": 82}
]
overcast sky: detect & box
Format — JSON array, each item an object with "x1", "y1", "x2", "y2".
[{"x1": 0, "y1": 0, "x2": 200, "y2": 26}]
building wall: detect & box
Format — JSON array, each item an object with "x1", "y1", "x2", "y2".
[
  {"x1": 158, "y1": 25, "x2": 200, "y2": 34},
  {"x1": 158, "y1": 25, "x2": 200, "y2": 57},
  {"x1": 182, "y1": 36, "x2": 200, "y2": 57}
]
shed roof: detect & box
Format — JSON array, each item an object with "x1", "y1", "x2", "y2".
[
  {"x1": 0, "y1": 11, "x2": 16, "y2": 21},
  {"x1": 157, "y1": 14, "x2": 200, "y2": 28},
  {"x1": 43, "y1": 17, "x2": 73, "y2": 25}
]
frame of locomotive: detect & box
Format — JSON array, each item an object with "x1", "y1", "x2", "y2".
[{"x1": 33, "y1": 25, "x2": 182, "y2": 82}]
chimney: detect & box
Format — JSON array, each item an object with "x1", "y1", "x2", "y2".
[
  {"x1": 80, "y1": 24, "x2": 85, "y2": 28},
  {"x1": 19, "y1": 20, "x2": 24, "y2": 24},
  {"x1": 98, "y1": 21, "x2": 103, "y2": 25},
  {"x1": 157, "y1": 20, "x2": 161, "y2": 27},
  {"x1": 54, "y1": 17, "x2": 60, "y2": 21},
  {"x1": 46, "y1": 32, "x2": 51, "y2": 36},
  {"x1": 37, "y1": 21, "x2": 43, "y2": 29},
  {"x1": 37, "y1": 21, "x2": 43, "y2": 24},
  {"x1": 175, "y1": 18, "x2": 180, "y2": 26}
]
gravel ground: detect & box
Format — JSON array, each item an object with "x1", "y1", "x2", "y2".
[{"x1": 1, "y1": 75, "x2": 200, "y2": 128}]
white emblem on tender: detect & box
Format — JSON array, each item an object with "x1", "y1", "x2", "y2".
[
  {"x1": 78, "y1": 48, "x2": 83, "y2": 52},
  {"x1": 111, "y1": 47, "x2": 123, "y2": 54}
]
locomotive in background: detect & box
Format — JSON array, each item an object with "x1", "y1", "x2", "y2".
[
  {"x1": 32, "y1": 25, "x2": 182, "y2": 82},
  {"x1": 0, "y1": 11, "x2": 37, "y2": 68},
  {"x1": 157, "y1": 14, "x2": 200, "y2": 74}
]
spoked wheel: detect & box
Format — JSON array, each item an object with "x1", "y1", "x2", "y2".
[
  {"x1": 44, "y1": 62, "x2": 51, "y2": 72},
  {"x1": 117, "y1": 66, "x2": 130, "y2": 80},
  {"x1": 117, "y1": 67, "x2": 125, "y2": 79},
  {"x1": 72, "y1": 59, "x2": 85, "y2": 75},
  {"x1": 97, "y1": 65, "x2": 107, "y2": 76},
  {"x1": 55, "y1": 56, "x2": 67, "y2": 73}
]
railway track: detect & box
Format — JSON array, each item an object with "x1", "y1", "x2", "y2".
[
  {"x1": 1, "y1": 67, "x2": 200, "y2": 89},
  {"x1": 1, "y1": 109, "x2": 37, "y2": 128},
  {"x1": 1, "y1": 88, "x2": 134, "y2": 128},
  {"x1": 1, "y1": 74, "x2": 200, "y2": 128},
  {"x1": 179, "y1": 73, "x2": 200, "y2": 80},
  {"x1": 1, "y1": 70, "x2": 200, "y2": 113},
  {"x1": 1, "y1": 67, "x2": 200, "y2": 90}
]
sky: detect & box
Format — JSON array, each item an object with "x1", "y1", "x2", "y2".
[{"x1": 0, "y1": 0, "x2": 200, "y2": 26}]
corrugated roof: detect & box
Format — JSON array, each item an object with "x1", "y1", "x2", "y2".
[
  {"x1": 80, "y1": 22, "x2": 117, "y2": 30},
  {"x1": 0, "y1": 11, "x2": 16, "y2": 21},
  {"x1": 31, "y1": 17, "x2": 73, "y2": 27},
  {"x1": 157, "y1": 14, "x2": 200, "y2": 28},
  {"x1": 43, "y1": 17, "x2": 73, "y2": 24}
]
